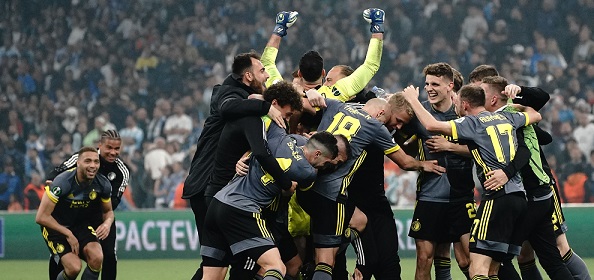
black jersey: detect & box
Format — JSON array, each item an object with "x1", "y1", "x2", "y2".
[
  {"x1": 47, "y1": 154, "x2": 130, "y2": 210},
  {"x1": 408, "y1": 102, "x2": 474, "y2": 202},
  {"x1": 47, "y1": 169, "x2": 111, "y2": 227}
]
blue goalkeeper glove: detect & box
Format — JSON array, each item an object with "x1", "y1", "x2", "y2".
[
  {"x1": 273, "y1": 11, "x2": 298, "y2": 37},
  {"x1": 363, "y1": 8, "x2": 385, "y2": 33}
]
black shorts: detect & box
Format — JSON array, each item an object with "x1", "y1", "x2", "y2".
[
  {"x1": 448, "y1": 200, "x2": 477, "y2": 242},
  {"x1": 469, "y1": 193, "x2": 527, "y2": 262},
  {"x1": 550, "y1": 185, "x2": 568, "y2": 235},
  {"x1": 200, "y1": 199, "x2": 275, "y2": 266},
  {"x1": 297, "y1": 190, "x2": 353, "y2": 248},
  {"x1": 41, "y1": 225, "x2": 98, "y2": 258},
  {"x1": 268, "y1": 214, "x2": 298, "y2": 263},
  {"x1": 408, "y1": 200, "x2": 450, "y2": 243}
]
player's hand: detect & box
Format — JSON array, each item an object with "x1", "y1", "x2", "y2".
[
  {"x1": 351, "y1": 267, "x2": 363, "y2": 280},
  {"x1": 282, "y1": 181, "x2": 298, "y2": 196},
  {"x1": 273, "y1": 11, "x2": 298, "y2": 37},
  {"x1": 66, "y1": 231, "x2": 79, "y2": 256},
  {"x1": 95, "y1": 222, "x2": 111, "y2": 240},
  {"x1": 305, "y1": 89, "x2": 326, "y2": 108},
  {"x1": 363, "y1": 8, "x2": 385, "y2": 33},
  {"x1": 236, "y1": 155, "x2": 250, "y2": 176},
  {"x1": 426, "y1": 136, "x2": 452, "y2": 153},
  {"x1": 402, "y1": 85, "x2": 420, "y2": 101},
  {"x1": 483, "y1": 169, "x2": 509, "y2": 190},
  {"x1": 268, "y1": 105, "x2": 287, "y2": 129},
  {"x1": 421, "y1": 160, "x2": 445, "y2": 175},
  {"x1": 248, "y1": 94, "x2": 264, "y2": 100},
  {"x1": 503, "y1": 84, "x2": 521, "y2": 99}
]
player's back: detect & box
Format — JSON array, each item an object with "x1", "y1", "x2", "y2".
[
  {"x1": 451, "y1": 110, "x2": 528, "y2": 199},
  {"x1": 313, "y1": 99, "x2": 399, "y2": 201}
]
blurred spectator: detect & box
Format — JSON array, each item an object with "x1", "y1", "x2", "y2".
[
  {"x1": 143, "y1": 137, "x2": 172, "y2": 208},
  {"x1": 586, "y1": 150, "x2": 594, "y2": 202},
  {"x1": 0, "y1": 160, "x2": 22, "y2": 210},
  {"x1": 573, "y1": 110, "x2": 594, "y2": 159},
  {"x1": 24, "y1": 148, "x2": 46, "y2": 182},
  {"x1": 163, "y1": 101, "x2": 192, "y2": 145},
  {"x1": 119, "y1": 115, "x2": 144, "y2": 157},
  {"x1": 146, "y1": 106, "x2": 166, "y2": 144},
  {"x1": 23, "y1": 171, "x2": 44, "y2": 211},
  {"x1": 560, "y1": 146, "x2": 588, "y2": 203},
  {"x1": 83, "y1": 115, "x2": 106, "y2": 147}
]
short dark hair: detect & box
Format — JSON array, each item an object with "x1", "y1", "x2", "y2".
[
  {"x1": 334, "y1": 134, "x2": 352, "y2": 161},
  {"x1": 469, "y1": 65, "x2": 499, "y2": 83},
  {"x1": 78, "y1": 146, "x2": 99, "y2": 156},
  {"x1": 423, "y1": 62, "x2": 454, "y2": 82},
  {"x1": 101, "y1": 130, "x2": 121, "y2": 143},
  {"x1": 299, "y1": 50, "x2": 324, "y2": 82},
  {"x1": 458, "y1": 85, "x2": 486, "y2": 108},
  {"x1": 232, "y1": 51, "x2": 261, "y2": 76},
  {"x1": 307, "y1": 131, "x2": 338, "y2": 159},
  {"x1": 481, "y1": 76, "x2": 508, "y2": 100},
  {"x1": 263, "y1": 81, "x2": 303, "y2": 112},
  {"x1": 453, "y1": 68, "x2": 464, "y2": 92}
]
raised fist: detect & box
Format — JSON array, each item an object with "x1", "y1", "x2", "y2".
[
  {"x1": 273, "y1": 11, "x2": 299, "y2": 37},
  {"x1": 363, "y1": 8, "x2": 385, "y2": 33}
]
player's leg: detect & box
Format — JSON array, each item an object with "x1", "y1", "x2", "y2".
[
  {"x1": 254, "y1": 248, "x2": 286, "y2": 280},
  {"x1": 189, "y1": 193, "x2": 209, "y2": 280},
  {"x1": 200, "y1": 199, "x2": 233, "y2": 280},
  {"x1": 59, "y1": 253, "x2": 83, "y2": 280},
  {"x1": 469, "y1": 194, "x2": 526, "y2": 279},
  {"x1": 449, "y1": 201, "x2": 475, "y2": 280},
  {"x1": 49, "y1": 254, "x2": 64, "y2": 280},
  {"x1": 434, "y1": 243, "x2": 453, "y2": 280},
  {"x1": 81, "y1": 241, "x2": 104, "y2": 280},
  {"x1": 370, "y1": 214, "x2": 401, "y2": 280},
  {"x1": 409, "y1": 201, "x2": 449, "y2": 280},
  {"x1": 99, "y1": 222, "x2": 117, "y2": 280},
  {"x1": 297, "y1": 190, "x2": 348, "y2": 280}
]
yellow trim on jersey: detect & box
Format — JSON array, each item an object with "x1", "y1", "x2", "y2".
[
  {"x1": 340, "y1": 150, "x2": 368, "y2": 195},
  {"x1": 261, "y1": 115, "x2": 273, "y2": 132},
  {"x1": 101, "y1": 197, "x2": 111, "y2": 203},
  {"x1": 478, "y1": 200, "x2": 494, "y2": 240},
  {"x1": 384, "y1": 144, "x2": 401, "y2": 155},
  {"x1": 45, "y1": 186, "x2": 59, "y2": 204},
  {"x1": 336, "y1": 202, "x2": 345, "y2": 235},
  {"x1": 449, "y1": 121, "x2": 459, "y2": 140},
  {"x1": 522, "y1": 112, "x2": 530, "y2": 126},
  {"x1": 472, "y1": 149, "x2": 492, "y2": 176},
  {"x1": 253, "y1": 212, "x2": 272, "y2": 238}
]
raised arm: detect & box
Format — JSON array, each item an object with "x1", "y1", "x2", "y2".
[
  {"x1": 401, "y1": 86, "x2": 453, "y2": 136},
  {"x1": 262, "y1": 11, "x2": 298, "y2": 87}
]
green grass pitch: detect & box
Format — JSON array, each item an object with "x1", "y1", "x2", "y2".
[{"x1": 1, "y1": 258, "x2": 593, "y2": 279}]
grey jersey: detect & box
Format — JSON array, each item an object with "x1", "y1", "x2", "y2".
[
  {"x1": 215, "y1": 124, "x2": 317, "y2": 212},
  {"x1": 410, "y1": 102, "x2": 474, "y2": 202},
  {"x1": 450, "y1": 110, "x2": 529, "y2": 200},
  {"x1": 312, "y1": 99, "x2": 400, "y2": 201}
]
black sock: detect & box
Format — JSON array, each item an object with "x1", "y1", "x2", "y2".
[
  {"x1": 459, "y1": 264, "x2": 471, "y2": 280},
  {"x1": 518, "y1": 259, "x2": 543, "y2": 280},
  {"x1": 497, "y1": 259, "x2": 521, "y2": 280},
  {"x1": 312, "y1": 262, "x2": 332, "y2": 280},
  {"x1": 434, "y1": 257, "x2": 452, "y2": 280},
  {"x1": 262, "y1": 269, "x2": 283, "y2": 280}
]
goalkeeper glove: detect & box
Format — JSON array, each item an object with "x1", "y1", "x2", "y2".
[
  {"x1": 273, "y1": 11, "x2": 299, "y2": 37},
  {"x1": 363, "y1": 8, "x2": 385, "y2": 33}
]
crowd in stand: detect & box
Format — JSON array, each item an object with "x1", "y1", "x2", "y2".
[{"x1": 1, "y1": 0, "x2": 594, "y2": 211}]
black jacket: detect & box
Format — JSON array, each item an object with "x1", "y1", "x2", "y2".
[{"x1": 182, "y1": 74, "x2": 271, "y2": 198}]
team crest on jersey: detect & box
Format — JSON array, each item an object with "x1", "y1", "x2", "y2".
[
  {"x1": 344, "y1": 228, "x2": 351, "y2": 239},
  {"x1": 51, "y1": 186, "x2": 61, "y2": 196},
  {"x1": 89, "y1": 190, "x2": 97, "y2": 200},
  {"x1": 56, "y1": 243, "x2": 65, "y2": 253},
  {"x1": 108, "y1": 172, "x2": 116, "y2": 181},
  {"x1": 411, "y1": 219, "x2": 421, "y2": 232},
  {"x1": 332, "y1": 87, "x2": 341, "y2": 96}
]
